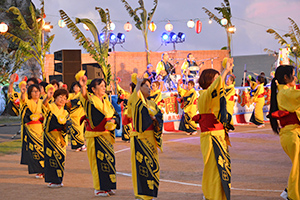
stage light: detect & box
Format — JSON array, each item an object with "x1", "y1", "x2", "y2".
[
  {"x1": 117, "y1": 33, "x2": 125, "y2": 43},
  {"x1": 110, "y1": 33, "x2": 117, "y2": 44},
  {"x1": 161, "y1": 32, "x2": 169, "y2": 42},
  {"x1": 169, "y1": 32, "x2": 177, "y2": 42},
  {"x1": 177, "y1": 32, "x2": 186, "y2": 42},
  {"x1": 99, "y1": 33, "x2": 105, "y2": 43}
]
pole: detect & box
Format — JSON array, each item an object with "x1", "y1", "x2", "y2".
[{"x1": 243, "y1": 64, "x2": 247, "y2": 87}]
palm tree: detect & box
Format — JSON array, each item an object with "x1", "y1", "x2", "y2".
[
  {"x1": 265, "y1": 17, "x2": 299, "y2": 68},
  {"x1": 0, "y1": 1, "x2": 55, "y2": 80},
  {"x1": 120, "y1": 0, "x2": 158, "y2": 64},
  {"x1": 202, "y1": 0, "x2": 233, "y2": 57},
  {"x1": 59, "y1": 8, "x2": 112, "y2": 87}
]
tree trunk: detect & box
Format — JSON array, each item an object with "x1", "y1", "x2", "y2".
[
  {"x1": 227, "y1": 31, "x2": 232, "y2": 58},
  {"x1": 143, "y1": 31, "x2": 150, "y2": 64}
]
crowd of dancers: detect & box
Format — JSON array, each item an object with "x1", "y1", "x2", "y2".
[{"x1": 5, "y1": 53, "x2": 300, "y2": 199}]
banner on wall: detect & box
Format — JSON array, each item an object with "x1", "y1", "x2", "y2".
[{"x1": 160, "y1": 86, "x2": 271, "y2": 132}]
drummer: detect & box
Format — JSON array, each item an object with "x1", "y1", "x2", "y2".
[{"x1": 181, "y1": 53, "x2": 199, "y2": 80}]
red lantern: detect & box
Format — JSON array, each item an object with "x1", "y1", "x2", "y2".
[
  {"x1": 124, "y1": 21, "x2": 132, "y2": 32},
  {"x1": 148, "y1": 21, "x2": 157, "y2": 32},
  {"x1": 195, "y1": 20, "x2": 202, "y2": 34}
]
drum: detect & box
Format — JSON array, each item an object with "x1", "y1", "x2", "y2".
[{"x1": 189, "y1": 66, "x2": 199, "y2": 71}]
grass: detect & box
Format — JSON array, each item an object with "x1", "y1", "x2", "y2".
[
  {"x1": 0, "y1": 139, "x2": 21, "y2": 156},
  {"x1": 0, "y1": 116, "x2": 20, "y2": 125}
]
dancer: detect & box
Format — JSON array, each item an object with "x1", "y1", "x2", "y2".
[
  {"x1": 225, "y1": 75, "x2": 236, "y2": 126},
  {"x1": 78, "y1": 75, "x2": 120, "y2": 197},
  {"x1": 116, "y1": 75, "x2": 136, "y2": 142},
  {"x1": 125, "y1": 77, "x2": 163, "y2": 200},
  {"x1": 20, "y1": 83, "x2": 44, "y2": 178},
  {"x1": 43, "y1": 87, "x2": 70, "y2": 188},
  {"x1": 249, "y1": 75, "x2": 265, "y2": 128},
  {"x1": 269, "y1": 65, "x2": 299, "y2": 200},
  {"x1": 193, "y1": 58, "x2": 233, "y2": 200},
  {"x1": 148, "y1": 81, "x2": 162, "y2": 105},
  {"x1": 67, "y1": 81, "x2": 86, "y2": 151},
  {"x1": 178, "y1": 80, "x2": 197, "y2": 135}
]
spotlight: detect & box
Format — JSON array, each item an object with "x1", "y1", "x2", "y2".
[
  {"x1": 109, "y1": 33, "x2": 117, "y2": 44},
  {"x1": 177, "y1": 32, "x2": 186, "y2": 42},
  {"x1": 117, "y1": 33, "x2": 125, "y2": 43},
  {"x1": 169, "y1": 32, "x2": 177, "y2": 42},
  {"x1": 99, "y1": 33, "x2": 105, "y2": 43},
  {"x1": 161, "y1": 32, "x2": 169, "y2": 43}
]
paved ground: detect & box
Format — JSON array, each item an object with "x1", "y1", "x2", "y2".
[{"x1": 0, "y1": 123, "x2": 290, "y2": 199}]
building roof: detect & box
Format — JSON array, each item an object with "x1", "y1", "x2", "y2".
[{"x1": 233, "y1": 54, "x2": 277, "y2": 86}]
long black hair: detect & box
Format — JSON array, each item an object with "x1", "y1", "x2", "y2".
[
  {"x1": 88, "y1": 78, "x2": 106, "y2": 94},
  {"x1": 269, "y1": 65, "x2": 294, "y2": 134}
]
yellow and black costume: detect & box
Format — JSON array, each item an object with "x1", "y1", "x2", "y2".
[
  {"x1": 178, "y1": 85, "x2": 197, "y2": 133},
  {"x1": 194, "y1": 76, "x2": 231, "y2": 200},
  {"x1": 148, "y1": 89, "x2": 162, "y2": 105},
  {"x1": 43, "y1": 103, "x2": 70, "y2": 184},
  {"x1": 20, "y1": 97, "x2": 44, "y2": 174},
  {"x1": 80, "y1": 93, "x2": 120, "y2": 191},
  {"x1": 126, "y1": 90, "x2": 163, "y2": 200},
  {"x1": 249, "y1": 81, "x2": 265, "y2": 125},
  {"x1": 67, "y1": 93, "x2": 85, "y2": 149},
  {"x1": 225, "y1": 84, "x2": 236, "y2": 125},
  {"x1": 271, "y1": 84, "x2": 300, "y2": 200}
]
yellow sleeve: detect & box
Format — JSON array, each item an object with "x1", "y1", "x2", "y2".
[
  {"x1": 181, "y1": 61, "x2": 188, "y2": 73},
  {"x1": 177, "y1": 85, "x2": 187, "y2": 97},
  {"x1": 156, "y1": 61, "x2": 164, "y2": 75},
  {"x1": 143, "y1": 72, "x2": 149, "y2": 79}
]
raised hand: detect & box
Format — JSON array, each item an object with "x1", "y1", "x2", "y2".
[
  {"x1": 10, "y1": 74, "x2": 17, "y2": 84},
  {"x1": 79, "y1": 75, "x2": 87, "y2": 87},
  {"x1": 47, "y1": 87, "x2": 54, "y2": 99}
]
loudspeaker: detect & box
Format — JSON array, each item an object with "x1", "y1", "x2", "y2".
[
  {"x1": 53, "y1": 50, "x2": 81, "y2": 87},
  {"x1": 82, "y1": 63, "x2": 104, "y2": 79},
  {"x1": 49, "y1": 75, "x2": 63, "y2": 82}
]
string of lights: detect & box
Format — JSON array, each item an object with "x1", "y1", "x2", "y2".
[{"x1": 45, "y1": 14, "x2": 289, "y2": 33}]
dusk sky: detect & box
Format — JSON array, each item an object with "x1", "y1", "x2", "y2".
[{"x1": 32, "y1": 0, "x2": 300, "y2": 57}]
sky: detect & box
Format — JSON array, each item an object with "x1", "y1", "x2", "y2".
[{"x1": 31, "y1": 0, "x2": 300, "y2": 56}]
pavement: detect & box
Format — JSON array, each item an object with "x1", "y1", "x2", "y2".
[{"x1": 0, "y1": 123, "x2": 291, "y2": 199}]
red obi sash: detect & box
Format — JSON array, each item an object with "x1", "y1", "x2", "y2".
[
  {"x1": 192, "y1": 113, "x2": 224, "y2": 132},
  {"x1": 86, "y1": 117, "x2": 112, "y2": 132},
  {"x1": 257, "y1": 94, "x2": 264, "y2": 98},
  {"x1": 271, "y1": 110, "x2": 300, "y2": 128},
  {"x1": 26, "y1": 120, "x2": 42, "y2": 125}
]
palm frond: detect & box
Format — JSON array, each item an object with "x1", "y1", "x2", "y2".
[
  {"x1": 76, "y1": 18, "x2": 100, "y2": 47},
  {"x1": 224, "y1": 0, "x2": 230, "y2": 7},
  {"x1": 138, "y1": 0, "x2": 144, "y2": 7},
  {"x1": 202, "y1": 7, "x2": 221, "y2": 24},
  {"x1": 7, "y1": 7, "x2": 31, "y2": 32},
  {"x1": 263, "y1": 48, "x2": 278, "y2": 56},
  {"x1": 95, "y1": 7, "x2": 108, "y2": 25},
  {"x1": 147, "y1": 0, "x2": 157, "y2": 23},
  {"x1": 288, "y1": 17, "x2": 300, "y2": 42},
  {"x1": 266, "y1": 29, "x2": 288, "y2": 46}
]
